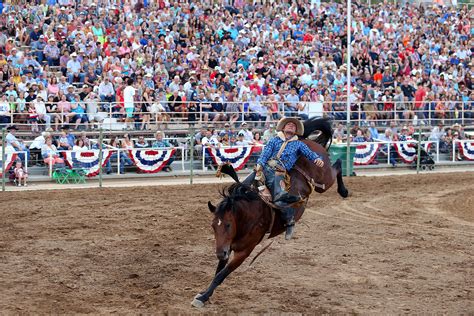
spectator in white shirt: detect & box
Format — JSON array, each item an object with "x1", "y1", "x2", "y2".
[
  {"x1": 235, "y1": 132, "x2": 252, "y2": 146},
  {"x1": 98, "y1": 77, "x2": 115, "y2": 109},
  {"x1": 123, "y1": 78, "x2": 136, "y2": 130},
  {"x1": 238, "y1": 122, "x2": 254, "y2": 143},
  {"x1": 17, "y1": 76, "x2": 29, "y2": 94},
  {"x1": 67, "y1": 52, "x2": 84, "y2": 84},
  {"x1": 58, "y1": 76, "x2": 69, "y2": 94},
  {"x1": 168, "y1": 76, "x2": 181, "y2": 92},
  {"x1": 238, "y1": 80, "x2": 251, "y2": 99},
  {"x1": 34, "y1": 96, "x2": 51, "y2": 129},
  {"x1": 0, "y1": 95, "x2": 11, "y2": 127}
]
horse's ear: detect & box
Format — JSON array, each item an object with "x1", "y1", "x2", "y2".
[{"x1": 208, "y1": 201, "x2": 216, "y2": 213}]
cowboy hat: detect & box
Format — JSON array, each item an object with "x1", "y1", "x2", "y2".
[
  {"x1": 6, "y1": 125, "x2": 18, "y2": 131},
  {"x1": 276, "y1": 117, "x2": 304, "y2": 136}
]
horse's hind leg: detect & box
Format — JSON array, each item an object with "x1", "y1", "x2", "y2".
[
  {"x1": 333, "y1": 159, "x2": 349, "y2": 198},
  {"x1": 192, "y1": 248, "x2": 253, "y2": 308}
]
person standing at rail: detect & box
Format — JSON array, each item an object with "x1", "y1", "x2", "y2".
[{"x1": 123, "y1": 78, "x2": 136, "y2": 130}]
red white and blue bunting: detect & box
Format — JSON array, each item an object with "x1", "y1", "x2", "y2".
[
  {"x1": 0, "y1": 152, "x2": 18, "y2": 176},
  {"x1": 63, "y1": 150, "x2": 112, "y2": 177},
  {"x1": 354, "y1": 143, "x2": 380, "y2": 165},
  {"x1": 458, "y1": 141, "x2": 474, "y2": 161},
  {"x1": 206, "y1": 146, "x2": 255, "y2": 171},
  {"x1": 393, "y1": 142, "x2": 417, "y2": 163},
  {"x1": 128, "y1": 148, "x2": 176, "y2": 173}
]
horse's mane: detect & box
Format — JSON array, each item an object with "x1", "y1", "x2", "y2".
[{"x1": 216, "y1": 183, "x2": 260, "y2": 217}]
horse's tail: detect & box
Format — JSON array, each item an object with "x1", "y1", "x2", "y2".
[{"x1": 302, "y1": 117, "x2": 333, "y2": 150}]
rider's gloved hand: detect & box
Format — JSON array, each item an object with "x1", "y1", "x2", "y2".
[
  {"x1": 254, "y1": 164, "x2": 264, "y2": 181},
  {"x1": 314, "y1": 158, "x2": 324, "y2": 168}
]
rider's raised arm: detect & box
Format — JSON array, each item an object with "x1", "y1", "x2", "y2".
[{"x1": 298, "y1": 141, "x2": 321, "y2": 162}]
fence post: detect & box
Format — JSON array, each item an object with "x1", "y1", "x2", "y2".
[
  {"x1": 117, "y1": 148, "x2": 121, "y2": 175},
  {"x1": 25, "y1": 152, "x2": 28, "y2": 174},
  {"x1": 49, "y1": 153, "x2": 53, "y2": 178},
  {"x1": 346, "y1": 123, "x2": 351, "y2": 176},
  {"x1": 452, "y1": 140, "x2": 456, "y2": 162},
  {"x1": 98, "y1": 128, "x2": 103, "y2": 188},
  {"x1": 190, "y1": 129, "x2": 195, "y2": 185},
  {"x1": 1, "y1": 129, "x2": 6, "y2": 192},
  {"x1": 416, "y1": 124, "x2": 422, "y2": 174},
  {"x1": 109, "y1": 103, "x2": 113, "y2": 131},
  {"x1": 202, "y1": 147, "x2": 206, "y2": 171},
  {"x1": 435, "y1": 141, "x2": 439, "y2": 163},
  {"x1": 181, "y1": 145, "x2": 185, "y2": 171},
  {"x1": 387, "y1": 141, "x2": 391, "y2": 165},
  {"x1": 428, "y1": 106, "x2": 431, "y2": 126}
]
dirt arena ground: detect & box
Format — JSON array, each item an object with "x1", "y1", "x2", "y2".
[{"x1": 1, "y1": 173, "x2": 473, "y2": 314}]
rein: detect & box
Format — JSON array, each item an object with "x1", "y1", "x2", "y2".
[{"x1": 293, "y1": 165, "x2": 326, "y2": 193}]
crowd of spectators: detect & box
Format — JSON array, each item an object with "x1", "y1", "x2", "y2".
[{"x1": 0, "y1": 0, "x2": 472, "y2": 133}]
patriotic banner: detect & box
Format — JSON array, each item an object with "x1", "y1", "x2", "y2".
[
  {"x1": 458, "y1": 141, "x2": 474, "y2": 161},
  {"x1": 63, "y1": 150, "x2": 112, "y2": 177},
  {"x1": 206, "y1": 146, "x2": 255, "y2": 171},
  {"x1": 128, "y1": 148, "x2": 176, "y2": 173},
  {"x1": 0, "y1": 152, "x2": 18, "y2": 176},
  {"x1": 393, "y1": 141, "x2": 417, "y2": 163},
  {"x1": 354, "y1": 143, "x2": 380, "y2": 165}
]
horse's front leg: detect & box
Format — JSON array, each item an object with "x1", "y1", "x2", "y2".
[
  {"x1": 191, "y1": 248, "x2": 253, "y2": 308},
  {"x1": 215, "y1": 258, "x2": 229, "y2": 276}
]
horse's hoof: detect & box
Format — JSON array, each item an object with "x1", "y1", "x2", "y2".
[
  {"x1": 191, "y1": 294, "x2": 205, "y2": 308},
  {"x1": 338, "y1": 188, "x2": 349, "y2": 198}
]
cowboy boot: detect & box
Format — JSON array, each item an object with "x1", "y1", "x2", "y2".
[
  {"x1": 272, "y1": 172, "x2": 301, "y2": 207},
  {"x1": 280, "y1": 207, "x2": 296, "y2": 240}
]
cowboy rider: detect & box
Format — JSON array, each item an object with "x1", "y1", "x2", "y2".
[{"x1": 255, "y1": 117, "x2": 324, "y2": 240}]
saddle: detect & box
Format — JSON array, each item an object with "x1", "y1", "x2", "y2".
[{"x1": 217, "y1": 163, "x2": 320, "y2": 210}]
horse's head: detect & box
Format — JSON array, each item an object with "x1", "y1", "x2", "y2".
[
  {"x1": 208, "y1": 201, "x2": 236, "y2": 260},
  {"x1": 208, "y1": 183, "x2": 261, "y2": 260}
]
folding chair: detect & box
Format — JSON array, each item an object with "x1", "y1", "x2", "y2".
[
  {"x1": 52, "y1": 168, "x2": 73, "y2": 184},
  {"x1": 71, "y1": 168, "x2": 87, "y2": 184}
]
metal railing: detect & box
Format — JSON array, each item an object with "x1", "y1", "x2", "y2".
[
  {"x1": 2, "y1": 100, "x2": 473, "y2": 132},
  {"x1": 2, "y1": 130, "x2": 474, "y2": 190}
]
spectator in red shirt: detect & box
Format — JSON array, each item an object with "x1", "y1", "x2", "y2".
[
  {"x1": 414, "y1": 83, "x2": 427, "y2": 123},
  {"x1": 373, "y1": 68, "x2": 383, "y2": 84}
]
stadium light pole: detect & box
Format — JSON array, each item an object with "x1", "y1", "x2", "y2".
[{"x1": 346, "y1": 0, "x2": 352, "y2": 177}]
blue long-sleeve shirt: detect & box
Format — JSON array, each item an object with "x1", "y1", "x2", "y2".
[{"x1": 257, "y1": 136, "x2": 321, "y2": 170}]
